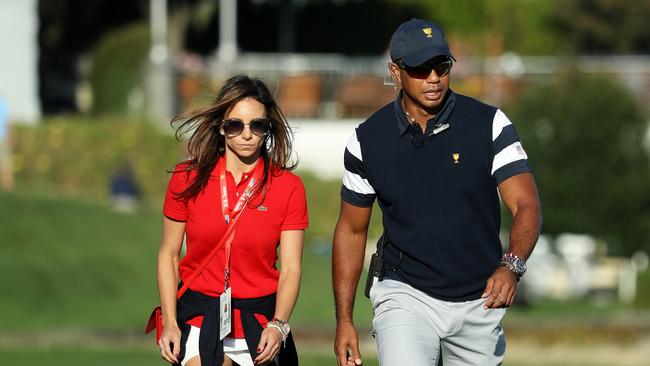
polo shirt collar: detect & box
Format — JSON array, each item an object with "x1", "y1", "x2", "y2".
[
  {"x1": 212, "y1": 155, "x2": 265, "y2": 181},
  {"x1": 394, "y1": 89, "x2": 457, "y2": 136}
]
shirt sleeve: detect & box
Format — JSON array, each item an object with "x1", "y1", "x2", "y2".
[
  {"x1": 281, "y1": 176, "x2": 309, "y2": 231},
  {"x1": 340, "y1": 129, "x2": 376, "y2": 207},
  {"x1": 491, "y1": 109, "x2": 532, "y2": 185},
  {"x1": 163, "y1": 165, "x2": 190, "y2": 221}
]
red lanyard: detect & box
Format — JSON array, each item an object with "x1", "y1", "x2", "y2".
[{"x1": 218, "y1": 158, "x2": 263, "y2": 290}]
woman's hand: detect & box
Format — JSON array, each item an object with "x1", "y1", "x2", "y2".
[
  {"x1": 253, "y1": 326, "x2": 283, "y2": 364},
  {"x1": 158, "y1": 323, "x2": 182, "y2": 364}
]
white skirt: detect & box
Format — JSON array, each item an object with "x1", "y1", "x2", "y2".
[{"x1": 181, "y1": 325, "x2": 254, "y2": 366}]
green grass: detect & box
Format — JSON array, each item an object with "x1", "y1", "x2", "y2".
[
  {"x1": 292, "y1": 245, "x2": 374, "y2": 329},
  {"x1": 0, "y1": 347, "x2": 157, "y2": 366},
  {"x1": 0, "y1": 190, "x2": 161, "y2": 331},
  {"x1": 299, "y1": 173, "x2": 384, "y2": 241},
  {"x1": 0, "y1": 346, "x2": 379, "y2": 366},
  {"x1": 2, "y1": 345, "x2": 633, "y2": 366},
  {"x1": 0, "y1": 188, "x2": 375, "y2": 332}
]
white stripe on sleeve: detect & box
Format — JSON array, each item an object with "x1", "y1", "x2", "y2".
[
  {"x1": 346, "y1": 130, "x2": 363, "y2": 161},
  {"x1": 492, "y1": 142, "x2": 528, "y2": 174},
  {"x1": 342, "y1": 171, "x2": 375, "y2": 195},
  {"x1": 492, "y1": 109, "x2": 513, "y2": 142}
]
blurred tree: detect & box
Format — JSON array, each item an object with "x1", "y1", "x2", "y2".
[
  {"x1": 553, "y1": 0, "x2": 650, "y2": 54},
  {"x1": 38, "y1": 0, "x2": 211, "y2": 115},
  {"x1": 389, "y1": 0, "x2": 567, "y2": 55},
  {"x1": 89, "y1": 22, "x2": 149, "y2": 115},
  {"x1": 509, "y1": 74, "x2": 650, "y2": 255},
  {"x1": 38, "y1": 0, "x2": 146, "y2": 114}
]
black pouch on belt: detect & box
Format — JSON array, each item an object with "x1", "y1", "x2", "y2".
[{"x1": 364, "y1": 233, "x2": 386, "y2": 298}]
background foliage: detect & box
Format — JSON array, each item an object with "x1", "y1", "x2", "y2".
[
  {"x1": 400, "y1": 0, "x2": 564, "y2": 55},
  {"x1": 89, "y1": 22, "x2": 149, "y2": 115},
  {"x1": 552, "y1": 0, "x2": 650, "y2": 54},
  {"x1": 394, "y1": 0, "x2": 650, "y2": 55},
  {"x1": 12, "y1": 117, "x2": 181, "y2": 206},
  {"x1": 509, "y1": 74, "x2": 650, "y2": 255}
]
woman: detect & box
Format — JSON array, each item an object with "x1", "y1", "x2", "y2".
[{"x1": 157, "y1": 75, "x2": 308, "y2": 366}]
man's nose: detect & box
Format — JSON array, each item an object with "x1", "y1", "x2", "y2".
[{"x1": 425, "y1": 69, "x2": 441, "y2": 83}]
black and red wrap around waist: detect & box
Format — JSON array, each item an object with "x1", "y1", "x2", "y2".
[{"x1": 174, "y1": 289, "x2": 298, "y2": 366}]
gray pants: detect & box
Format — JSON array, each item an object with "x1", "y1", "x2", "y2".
[{"x1": 370, "y1": 279, "x2": 506, "y2": 366}]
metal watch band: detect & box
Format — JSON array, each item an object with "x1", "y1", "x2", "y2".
[{"x1": 500, "y1": 252, "x2": 527, "y2": 280}]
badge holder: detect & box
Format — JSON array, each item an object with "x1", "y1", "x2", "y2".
[{"x1": 220, "y1": 271, "x2": 232, "y2": 340}]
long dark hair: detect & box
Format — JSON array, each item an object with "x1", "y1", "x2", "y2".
[{"x1": 171, "y1": 74, "x2": 296, "y2": 201}]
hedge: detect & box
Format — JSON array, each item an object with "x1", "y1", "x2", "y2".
[{"x1": 12, "y1": 117, "x2": 182, "y2": 207}]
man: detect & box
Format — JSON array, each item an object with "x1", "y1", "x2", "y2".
[{"x1": 332, "y1": 19, "x2": 541, "y2": 366}]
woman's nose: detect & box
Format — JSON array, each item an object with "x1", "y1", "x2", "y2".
[{"x1": 241, "y1": 124, "x2": 253, "y2": 139}]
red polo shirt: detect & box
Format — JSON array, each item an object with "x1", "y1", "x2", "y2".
[{"x1": 163, "y1": 157, "x2": 309, "y2": 338}]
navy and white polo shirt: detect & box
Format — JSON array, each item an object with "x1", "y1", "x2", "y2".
[{"x1": 341, "y1": 91, "x2": 531, "y2": 301}]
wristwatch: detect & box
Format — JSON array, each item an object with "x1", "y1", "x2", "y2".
[{"x1": 500, "y1": 253, "x2": 527, "y2": 280}]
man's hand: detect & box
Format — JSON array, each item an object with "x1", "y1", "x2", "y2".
[
  {"x1": 334, "y1": 321, "x2": 363, "y2": 366},
  {"x1": 481, "y1": 266, "x2": 517, "y2": 309}
]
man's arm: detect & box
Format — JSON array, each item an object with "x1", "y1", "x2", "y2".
[
  {"x1": 483, "y1": 172, "x2": 542, "y2": 308},
  {"x1": 333, "y1": 201, "x2": 372, "y2": 366},
  {"x1": 499, "y1": 172, "x2": 542, "y2": 260}
]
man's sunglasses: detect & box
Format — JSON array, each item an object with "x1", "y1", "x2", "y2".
[
  {"x1": 221, "y1": 118, "x2": 271, "y2": 138},
  {"x1": 396, "y1": 58, "x2": 453, "y2": 79}
]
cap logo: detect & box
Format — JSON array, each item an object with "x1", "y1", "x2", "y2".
[
  {"x1": 422, "y1": 28, "x2": 433, "y2": 38},
  {"x1": 452, "y1": 153, "x2": 460, "y2": 164}
]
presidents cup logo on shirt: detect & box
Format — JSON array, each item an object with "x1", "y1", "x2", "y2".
[
  {"x1": 452, "y1": 153, "x2": 460, "y2": 164},
  {"x1": 422, "y1": 28, "x2": 433, "y2": 38}
]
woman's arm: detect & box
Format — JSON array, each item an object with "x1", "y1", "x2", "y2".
[
  {"x1": 274, "y1": 229, "x2": 304, "y2": 321},
  {"x1": 255, "y1": 229, "x2": 304, "y2": 364},
  {"x1": 158, "y1": 217, "x2": 186, "y2": 364}
]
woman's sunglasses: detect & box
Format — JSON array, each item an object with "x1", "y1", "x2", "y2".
[
  {"x1": 396, "y1": 58, "x2": 453, "y2": 79},
  {"x1": 221, "y1": 118, "x2": 271, "y2": 138}
]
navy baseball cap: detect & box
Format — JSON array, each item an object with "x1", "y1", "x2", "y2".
[{"x1": 389, "y1": 18, "x2": 455, "y2": 67}]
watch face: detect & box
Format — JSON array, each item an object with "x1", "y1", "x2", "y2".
[
  {"x1": 514, "y1": 259, "x2": 526, "y2": 275},
  {"x1": 503, "y1": 253, "x2": 526, "y2": 277}
]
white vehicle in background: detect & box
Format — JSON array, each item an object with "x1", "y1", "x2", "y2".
[{"x1": 519, "y1": 233, "x2": 648, "y2": 305}]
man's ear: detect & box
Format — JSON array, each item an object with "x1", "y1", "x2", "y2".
[
  {"x1": 388, "y1": 63, "x2": 401, "y2": 84},
  {"x1": 389, "y1": 63, "x2": 399, "y2": 76}
]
